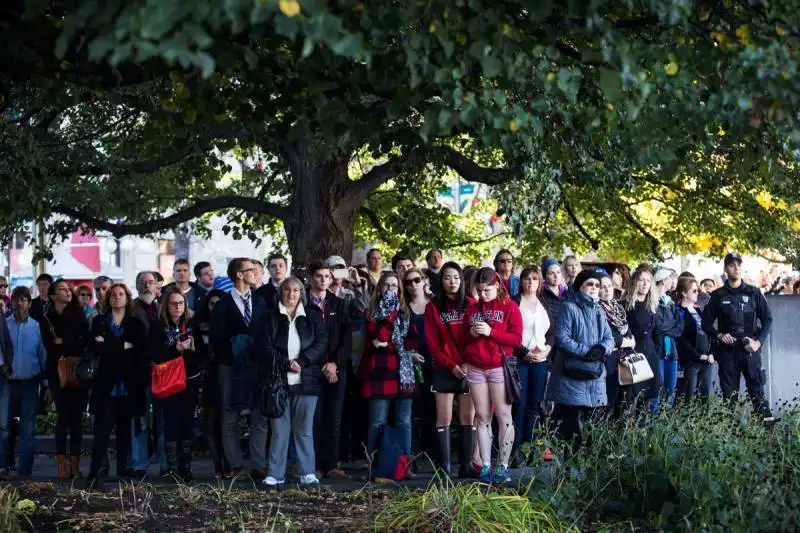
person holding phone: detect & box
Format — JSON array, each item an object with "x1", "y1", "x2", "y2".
[
  {"x1": 462, "y1": 268, "x2": 523, "y2": 485},
  {"x1": 84, "y1": 284, "x2": 148, "y2": 490},
  {"x1": 149, "y1": 288, "x2": 197, "y2": 481},
  {"x1": 424, "y1": 262, "x2": 480, "y2": 478}
]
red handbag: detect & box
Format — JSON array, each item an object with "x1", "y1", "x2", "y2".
[{"x1": 152, "y1": 356, "x2": 186, "y2": 399}]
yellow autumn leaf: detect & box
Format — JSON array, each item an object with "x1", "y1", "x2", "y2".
[
  {"x1": 429, "y1": 21, "x2": 437, "y2": 33},
  {"x1": 755, "y1": 190, "x2": 773, "y2": 209},
  {"x1": 717, "y1": 126, "x2": 726, "y2": 136},
  {"x1": 710, "y1": 31, "x2": 728, "y2": 45},
  {"x1": 502, "y1": 24, "x2": 513, "y2": 37},
  {"x1": 279, "y1": 0, "x2": 301, "y2": 17},
  {"x1": 606, "y1": 103, "x2": 615, "y2": 111},
  {"x1": 664, "y1": 61, "x2": 679, "y2": 77},
  {"x1": 509, "y1": 120, "x2": 519, "y2": 133},
  {"x1": 776, "y1": 25, "x2": 787, "y2": 36},
  {"x1": 59, "y1": 60, "x2": 72, "y2": 70}
]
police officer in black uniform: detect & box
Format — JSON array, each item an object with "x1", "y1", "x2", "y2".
[{"x1": 702, "y1": 253, "x2": 774, "y2": 420}]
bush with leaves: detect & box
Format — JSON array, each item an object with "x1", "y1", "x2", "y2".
[{"x1": 538, "y1": 399, "x2": 800, "y2": 532}]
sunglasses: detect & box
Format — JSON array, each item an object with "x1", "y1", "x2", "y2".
[
  {"x1": 0, "y1": 284, "x2": 7, "y2": 289},
  {"x1": 405, "y1": 277, "x2": 423, "y2": 286},
  {"x1": 582, "y1": 280, "x2": 600, "y2": 288}
]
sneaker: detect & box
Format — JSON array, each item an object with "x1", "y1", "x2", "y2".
[
  {"x1": 263, "y1": 476, "x2": 284, "y2": 486},
  {"x1": 478, "y1": 465, "x2": 492, "y2": 484},
  {"x1": 299, "y1": 473, "x2": 320, "y2": 485},
  {"x1": 493, "y1": 465, "x2": 511, "y2": 485}
]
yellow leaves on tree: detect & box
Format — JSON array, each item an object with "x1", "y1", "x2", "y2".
[{"x1": 279, "y1": 0, "x2": 301, "y2": 17}]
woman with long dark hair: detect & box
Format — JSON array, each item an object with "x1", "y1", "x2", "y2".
[
  {"x1": 190, "y1": 289, "x2": 229, "y2": 478},
  {"x1": 41, "y1": 279, "x2": 90, "y2": 479},
  {"x1": 84, "y1": 283, "x2": 148, "y2": 489},
  {"x1": 424, "y1": 262, "x2": 479, "y2": 478},
  {"x1": 463, "y1": 267, "x2": 522, "y2": 485},
  {"x1": 149, "y1": 288, "x2": 199, "y2": 481}
]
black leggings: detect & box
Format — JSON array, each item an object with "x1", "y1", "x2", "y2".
[
  {"x1": 52, "y1": 383, "x2": 88, "y2": 455},
  {"x1": 89, "y1": 396, "x2": 132, "y2": 478}
]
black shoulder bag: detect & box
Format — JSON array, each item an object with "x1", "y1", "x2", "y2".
[{"x1": 258, "y1": 324, "x2": 289, "y2": 419}]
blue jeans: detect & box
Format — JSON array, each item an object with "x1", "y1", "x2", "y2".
[
  {"x1": 0, "y1": 377, "x2": 40, "y2": 476},
  {"x1": 651, "y1": 358, "x2": 679, "y2": 412},
  {"x1": 130, "y1": 388, "x2": 167, "y2": 471},
  {"x1": 683, "y1": 362, "x2": 713, "y2": 402},
  {"x1": 514, "y1": 361, "x2": 548, "y2": 447},
  {"x1": 367, "y1": 398, "x2": 412, "y2": 457}
]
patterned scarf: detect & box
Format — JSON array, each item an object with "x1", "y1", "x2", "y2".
[
  {"x1": 373, "y1": 291, "x2": 414, "y2": 392},
  {"x1": 600, "y1": 298, "x2": 629, "y2": 336}
]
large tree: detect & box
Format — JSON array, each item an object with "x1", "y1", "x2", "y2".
[{"x1": 3, "y1": 0, "x2": 800, "y2": 263}]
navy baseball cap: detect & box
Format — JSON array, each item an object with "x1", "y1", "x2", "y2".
[{"x1": 724, "y1": 252, "x2": 743, "y2": 266}]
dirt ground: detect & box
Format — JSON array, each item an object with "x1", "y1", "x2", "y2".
[{"x1": 9, "y1": 481, "x2": 390, "y2": 532}]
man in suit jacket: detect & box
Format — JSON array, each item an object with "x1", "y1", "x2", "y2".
[{"x1": 210, "y1": 258, "x2": 268, "y2": 478}]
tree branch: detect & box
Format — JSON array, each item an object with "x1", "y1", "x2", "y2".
[
  {"x1": 439, "y1": 146, "x2": 516, "y2": 185},
  {"x1": 618, "y1": 205, "x2": 663, "y2": 260},
  {"x1": 347, "y1": 149, "x2": 428, "y2": 206},
  {"x1": 447, "y1": 231, "x2": 509, "y2": 249},
  {"x1": 562, "y1": 201, "x2": 600, "y2": 250},
  {"x1": 53, "y1": 195, "x2": 294, "y2": 238},
  {"x1": 359, "y1": 206, "x2": 392, "y2": 244}
]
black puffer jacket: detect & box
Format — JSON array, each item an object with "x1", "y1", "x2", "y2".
[{"x1": 252, "y1": 304, "x2": 327, "y2": 396}]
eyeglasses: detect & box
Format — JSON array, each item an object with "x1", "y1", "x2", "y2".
[
  {"x1": 405, "y1": 277, "x2": 423, "y2": 285},
  {"x1": 239, "y1": 268, "x2": 256, "y2": 274},
  {"x1": 168, "y1": 301, "x2": 185, "y2": 307}
]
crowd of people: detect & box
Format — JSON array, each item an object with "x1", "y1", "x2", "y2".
[{"x1": 0, "y1": 248, "x2": 776, "y2": 488}]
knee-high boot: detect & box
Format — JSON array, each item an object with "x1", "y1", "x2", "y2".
[
  {"x1": 458, "y1": 426, "x2": 479, "y2": 479},
  {"x1": 435, "y1": 427, "x2": 451, "y2": 477},
  {"x1": 179, "y1": 440, "x2": 193, "y2": 482}
]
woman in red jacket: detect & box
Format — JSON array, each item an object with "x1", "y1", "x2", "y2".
[
  {"x1": 359, "y1": 272, "x2": 423, "y2": 462},
  {"x1": 424, "y1": 262, "x2": 479, "y2": 478},
  {"x1": 462, "y1": 267, "x2": 523, "y2": 485}
]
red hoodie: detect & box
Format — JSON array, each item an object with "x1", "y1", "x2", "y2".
[
  {"x1": 424, "y1": 298, "x2": 469, "y2": 371},
  {"x1": 462, "y1": 298, "x2": 523, "y2": 370}
]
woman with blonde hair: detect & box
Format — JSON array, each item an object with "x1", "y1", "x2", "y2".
[{"x1": 625, "y1": 266, "x2": 661, "y2": 409}]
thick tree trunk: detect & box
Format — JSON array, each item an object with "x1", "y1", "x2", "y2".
[{"x1": 280, "y1": 139, "x2": 360, "y2": 265}]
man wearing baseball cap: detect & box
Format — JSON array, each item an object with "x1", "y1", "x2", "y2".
[{"x1": 701, "y1": 253, "x2": 774, "y2": 421}]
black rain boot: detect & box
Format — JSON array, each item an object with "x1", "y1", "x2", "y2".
[
  {"x1": 179, "y1": 440, "x2": 193, "y2": 483},
  {"x1": 458, "y1": 426, "x2": 479, "y2": 479},
  {"x1": 436, "y1": 427, "x2": 451, "y2": 477},
  {"x1": 163, "y1": 441, "x2": 180, "y2": 480}
]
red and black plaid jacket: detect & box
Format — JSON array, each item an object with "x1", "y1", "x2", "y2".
[{"x1": 358, "y1": 311, "x2": 416, "y2": 399}]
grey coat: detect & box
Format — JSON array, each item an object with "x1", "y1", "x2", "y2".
[{"x1": 546, "y1": 292, "x2": 615, "y2": 408}]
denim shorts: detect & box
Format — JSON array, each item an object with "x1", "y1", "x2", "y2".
[{"x1": 466, "y1": 366, "x2": 505, "y2": 385}]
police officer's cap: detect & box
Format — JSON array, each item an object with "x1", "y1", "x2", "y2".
[{"x1": 724, "y1": 252, "x2": 743, "y2": 266}]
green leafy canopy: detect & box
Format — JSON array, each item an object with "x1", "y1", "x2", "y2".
[{"x1": 2, "y1": 0, "x2": 800, "y2": 264}]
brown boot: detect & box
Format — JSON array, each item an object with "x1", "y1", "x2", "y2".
[
  {"x1": 70, "y1": 455, "x2": 83, "y2": 479},
  {"x1": 56, "y1": 455, "x2": 70, "y2": 479}
]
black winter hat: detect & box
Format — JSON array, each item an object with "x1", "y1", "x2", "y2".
[{"x1": 572, "y1": 268, "x2": 607, "y2": 293}]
